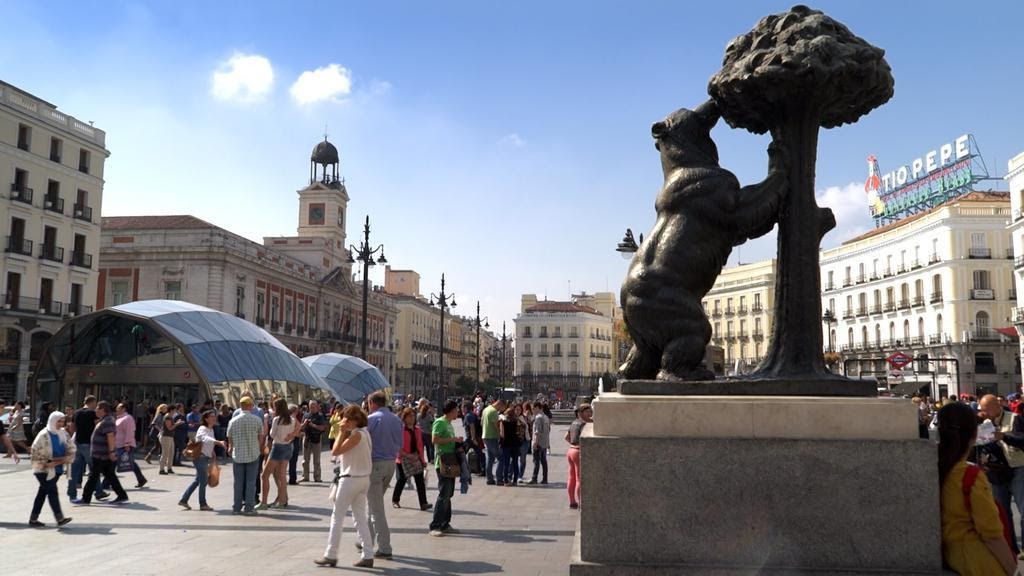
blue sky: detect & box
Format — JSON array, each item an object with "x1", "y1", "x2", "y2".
[{"x1": 3, "y1": 1, "x2": 1023, "y2": 330}]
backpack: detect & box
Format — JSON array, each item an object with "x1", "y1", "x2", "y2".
[{"x1": 962, "y1": 463, "x2": 1016, "y2": 552}]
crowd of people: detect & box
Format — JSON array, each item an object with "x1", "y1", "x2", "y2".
[{"x1": 0, "y1": 390, "x2": 594, "y2": 568}]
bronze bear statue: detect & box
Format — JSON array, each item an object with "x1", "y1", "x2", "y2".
[{"x1": 619, "y1": 100, "x2": 787, "y2": 381}]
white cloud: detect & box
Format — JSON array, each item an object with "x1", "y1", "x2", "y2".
[
  {"x1": 498, "y1": 133, "x2": 527, "y2": 148},
  {"x1": 290, "y1": 64, "x2": 352, "y2": 105},
  {"x1": 816, "y1": 182, "x2": 876, "y2": 247},
  {"x1": 211, "y1": 53, "x2": 274, "y2": 102}
]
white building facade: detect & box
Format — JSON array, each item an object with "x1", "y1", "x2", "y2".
[
  {"x1": 1, "y1": 81, "x2": 108, "y2": 400},
  {"x1": 821, "y1": 191, "x2": 1019, "y2": 398},
  {"x1": 1006, "y1": 152, "x2": 1024, "y2": 381}
]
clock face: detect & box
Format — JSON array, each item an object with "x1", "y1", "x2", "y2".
[{"x1": 309, "y1": 204, "x2": 325, "y2": 225}]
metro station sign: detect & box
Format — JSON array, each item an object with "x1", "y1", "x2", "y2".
[{"x1": 886, "y1": 352, "x2": 913, "y2": 369}]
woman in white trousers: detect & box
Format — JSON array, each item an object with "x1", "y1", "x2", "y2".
[{"x1": 316, "y1": 405, "x2": 374, "y2": 569}]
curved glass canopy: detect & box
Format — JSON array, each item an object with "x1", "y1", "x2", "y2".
[
  {"x1": 302, "y1": 353, "x2": 390, "y2": 404},
  {"x1": 32, "y1": 300, "x2": 325, "y2": 408}
]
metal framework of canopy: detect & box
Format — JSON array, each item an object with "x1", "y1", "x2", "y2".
[{"x1": 302, "y1": 353, "x2": 390, "y2": 404}]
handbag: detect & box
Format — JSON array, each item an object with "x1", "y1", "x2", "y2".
[
  {"x1": 401, "y1": 453, "x2": 425, "y2": 477},
  {"x1": 207, "y1": 456, "x2": 220, "y2": 488},
  {"x1": 439, "y1": 452, "x2": 460, "y2": 479},
  {"x1": 115, "y1": 448, "x2": 133, "y2": 473},
  {"x1": 184, "y1": 440, "x2": 203, "y2": 460}
]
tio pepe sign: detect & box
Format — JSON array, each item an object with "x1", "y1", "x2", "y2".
[{"x1": 864, "y1": 134, "x2": 974, "y2": 221}]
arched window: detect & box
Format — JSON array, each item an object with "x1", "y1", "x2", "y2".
[
  {"x1": 554, "y1": 361, "x2": 561, "y2": 374},
  {"x1": 873, "y1": 289, "x2": 881, "y2": 307},
  {"x1": 524, "y1": 361, "x2": 532, "y2": 374},
  {"x1": 917, "y1": 317, "x2": 925, "y2": 339},
  {"x1": 570, "y1": 360, "x2": 578, "y2": 374},
  {"x1": 914, "y1": 279, "x2": 924, "y2": 299},
  {"x1": 932, "y1": 274, "x2": 942, "y2": 302},
  {"x1": 936, "y1": 314, "x2": 943, "y2": 340},
  {"x1": 889, "y1": 322, "x2": 896, "y2": 342},
  {"x1": 900, "y1": 283, "x2": 910, "y2": 302},
  {"x1": 976, "y1": 311, "x2": 990, "y2": 338},
  {"x1": 541, "y1": 361, "x2": 548, "y2": 373},
  {"x1": 30, "y1": 331, "x2": 52, "y2": 362},
  {"x1": 874, "y1": 324, "x2": 881, "y2": 346},
  {"x1": 847, "y1": 328, "x2": 854, "y2": 346},
  {"x1": 861, "y1": 326, "x2": 868, "y2": 347},
  {"x1": 902, "y1": 320, "x2": 911, "y2": 341}
]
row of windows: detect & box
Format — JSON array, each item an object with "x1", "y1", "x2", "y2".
[
  {"x1": 520, "y1": 343, "x2": 611, "y2": 358},
  {"x1": 6, "y1": 216, "x2": 92, "y2": 267},
  {"x1": 712, "y1": 317, "x2": 764, "y2": 338},
  {"x1": 832, "y1": 312, "x2": 994, "y2": 346},
  {"x1": 520, "y1": 359, "x2": 612, "y2": 375},
  {"x1": 15, "y1": 123, "x2": 92, "y2": 174},
  {"x1": 3, "y1": 272, "x2": 87, "y2": 316},
  {"x1": 705, "y1": 292, "x2": 764, "y2": 316},
  {"x1": 9, "y1": 166, "x2": 95, "y2": 222},
  {"x1": 520, "y1": 326, "x2": 611, "y2": 340},
  {"x1": 827, "y1": 271, "x2": 1008, "y2": 318}
]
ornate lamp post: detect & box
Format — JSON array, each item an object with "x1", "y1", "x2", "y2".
[
  {"x1": 499, "y1": 321, "x2": 513, "y2": 388},
  {"x1": 822, "y1": 308, "x2": 836, "y2": 353},
  {"x1": 429, "y1": 274, "x2": 456, "y2": 405},
  {"x1": 470, "y1": 301, "x2": 490, "y2": 386},
  {"x1": 346, "y1": 215, "x2": 386, "y2": 360}
]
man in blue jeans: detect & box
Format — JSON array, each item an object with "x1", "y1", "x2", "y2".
[
  {"x1": 429, "y1": 400, "x2": 463, "y2": 537},
  {"x1": 68, "y1": 396, "x2": 107, "y2": 503},
  {"x1": 227, "y1": 397, "x2": 265, "y2": 515},
  {"x1": 480, "y1": 399, "x2": 504, "y2": 485}
]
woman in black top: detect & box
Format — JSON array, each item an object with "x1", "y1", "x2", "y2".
[{"x1": 498, "y1": 407, "x2": 521, "y2": 486}]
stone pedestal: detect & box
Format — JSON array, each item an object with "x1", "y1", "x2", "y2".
[{"x1": 570, "y1": 393, "x2": 944, "y2": 575}]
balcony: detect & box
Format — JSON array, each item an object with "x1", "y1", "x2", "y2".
[
  {"x1": 537, "y1": 351, "x2": 549, "y2": 357},
  {"x1": 897, "y1": 299, "x2": 911, "y2": 310},
  {"x1": 725, "y1": 332, "x2": 736, "y2": 342},
  {"x1": 724, "y1": 306, "x2": 736, "y2": 316},
  {"x1": 856, "y1": 274, "x2": 867, "y2": 284},
  {"x1": 737, "y1": 305, "x2": 748, "y2": 315},
  {"x1": 897, "y1": 264, "x2": 908, "y2": 274},
  {"x1": 270, "y1": 320, "x2": 280, "y2": 331},
  {"x1": 970, "y1": 289, "x2": 995, "y2": 300},
  {"x1": 72, "y1": 204, "x2": 92, "y2": 223},
  {"x1": 738, "y1": 331, "x2": 749, "y2": 341},
  {"x1": 911, "y1": 296, "x2": 924, "y2": 307},
  {"x1": 883, "y1": 302, "x2": 895, "y2": 312},
  {"x1": 930, "y1": 292, "x2": 943, "y2": 304},
  {"x1": 824, "y1": 283, "x2": 835, "y2": 291},
  {"x1": 70, "y1": 251, "x2": 92, "y2": 269},
  {"x1": 842, "y1": 309, "x2": 854, "y2": 319},
  {"x1": 753, "y1": 329, "x2": 764, "y2": 341},
  {"x1": 521, "y1": 332, "x2": 531, "y2": 338},
  {"x1": 909, "y1": 336, "x2": 923, "y2": 346},
  {"x1": 752, "y1": 303, "x2": 763, "y2": 313},
  {"x1": 971, "y1": 330, "x2": 1001, "y2": 342},
  {"x1": 1008, "y1": 248, "x2": 1016, "y2": 260},
  {"x1": 538, "y1": 332, "x2": 548, "y2": 339},
  {"x1": 711, "y1": 309, "x2": 722, "y2": 318},
  {"x1": 929, "y1": 333, "x2": 946, "y2": 345},
  {"x1": 843, "y1": 278, "x2": 853, "y2": 287},
  {"x1": 10, "y1": 183, "x2": 33, "y2": 204},
  {"x1": 5, "y1": 236, "x2": 33, "y2": 256},
  {"x1": 552, "y1": 333, "x2": 562, "y2": 338},
  {"x1": 855, "y1": 307, "x2": 868, "y2": 317},
  {"x1": 883, "y1": 268, "x2": 894, "y2": 278},
  {"x1": 968, "y1": 247, "x2": 992, "y2": 259},
  {"x1": 911, "y1": 259, "x2": 922, "y2": 270},
  {"x1": 521, "y1": 351, "x2": 532, "y2": 357},
  {"x1": 43, "y1": 196, "x2": 64, "y2": 214},
  {"x1": 869, "y1": 304, "x2": 882, "y2": 315},
  {"x1": 929, "y1": 253, "x2": 941, "y2": 265},
  {"x1": 39, "y1": 243, "x2": 64, "y2": 263},
  {"x1": 870, "y1": 273, "x2": 880, "y2": 281},
  {"x1": 283, "y1": 323, "x2": 293, "y2": 333},
  {"x1": 568, "y1": 352, "x2": 579, "y2": 357},
  {"x1": 711, "y1": 336, "x2": 723, "y2": 345},
  {"x1": 2, "y1": 295, "x2": 62, "y2": 317},
  {"x1": 64, "y1": 302, "x2": 92, "y2": 317}
]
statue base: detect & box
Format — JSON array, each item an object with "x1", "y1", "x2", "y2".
[
  {"x1": 618, "y1": 375, "x2": 876, "y2": 397},
  {"x1": 569, "y1": 393, "x2": 944, "y2": 575}
]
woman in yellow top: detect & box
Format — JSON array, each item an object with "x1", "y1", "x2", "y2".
[
  {"x1": 328, "y1": 404, "x2": 344, "y2": 444},
  {"x1": 938, "y1": 402, "x2": 1018, "y2": 575}
]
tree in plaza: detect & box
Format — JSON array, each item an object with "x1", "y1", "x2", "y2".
[{"x1": 708, "y1": 5, "x2": 894, "y2": 381}]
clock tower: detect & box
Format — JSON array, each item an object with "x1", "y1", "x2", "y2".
[{"x1": 297, "y1": 137, "x2": 349, "y2": 255}]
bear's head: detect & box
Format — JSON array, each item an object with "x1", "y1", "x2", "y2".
[{"x1": 652, "y1": 100, "x2": 720, "y2": 175}]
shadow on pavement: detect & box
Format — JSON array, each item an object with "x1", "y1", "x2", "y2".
[{"x1": 382, "y1": 557, "x2": 502, "y2": 575}]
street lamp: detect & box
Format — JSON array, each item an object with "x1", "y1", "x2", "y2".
[
  {"x1": 822, "y1": 308, "x2": 836, "y2": 353},
  {"x1": 471, "y1": 301, "x2": 490, "y2": 387},
  {"x1": 429, "y1": 274, "x2": 456, "y2": 406},
  {"x1": 615, "y1": 228, "x2": 643, "y2": 259},
  {"x1": 499, "y1": 321, "x2": 512, "y2": 388},
  {"x1": 346, "y1": 215, "x2": 386, "y2": 360}
]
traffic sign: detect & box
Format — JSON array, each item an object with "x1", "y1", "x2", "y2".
[{"x1": 886, "y1": 351, "x2": 913, "y2": 369}]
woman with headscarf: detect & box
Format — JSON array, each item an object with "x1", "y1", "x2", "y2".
[{"x1": 29, "y1": 411, "x2": 74, "y2": 527}]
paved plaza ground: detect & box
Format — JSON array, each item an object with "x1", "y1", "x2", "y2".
[{"x1": 0, "y1": 421, "x2": 577, "y2": 576}]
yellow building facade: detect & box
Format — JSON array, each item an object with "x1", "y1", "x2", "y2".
[{"x1": 701, "y1": 259, "x2": 776, "y2": 375}]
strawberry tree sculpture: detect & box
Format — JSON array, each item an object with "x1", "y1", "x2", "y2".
[{"x1": 708, "y1": 5, "x2": 893, "y2": 391}]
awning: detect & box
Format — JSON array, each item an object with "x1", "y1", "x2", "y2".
[
  {"x1": 995, "y1": 327, "x2": 1019, "y2": 340},
  {"x1": 891, "y1": 380, "x2": 929, "y2": 396},
  {"x1": 302, "y1": 353, "x2": 390, "y2": 403}
]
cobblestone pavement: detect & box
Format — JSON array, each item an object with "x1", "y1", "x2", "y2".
[{"x1": 0, "y1": 422, "x2": 577, "y2": 576}]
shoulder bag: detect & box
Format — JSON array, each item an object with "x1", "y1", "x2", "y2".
[
  {"x1": 439, "y1": 452, "x2": 460, "y2": 478},
  {"x1": 401, "y1": 428, "x2": 425, "y2": 476}
]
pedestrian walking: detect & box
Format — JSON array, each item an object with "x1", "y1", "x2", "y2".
[
  {"x1": 227, "y1": 397, "x2": 265, "y2": 515},
  {"x1": 179, "y1": 410, "x2": 225, "y2": 511},
  {"x1": 565, "y1": 403, "x2": 592, "y2": 509},
  {"x1": 78, "y1": 401, "x2": 129, "y2": 505},
  {"x1": 528, "y1": 402, "x2": 551, "y2": 484},
  {"x1": 392, "y1": 407, "x2": 430, "y2": 510},
  {"x1": 114, "y1": 403, "x2": 147, "y2": 488},
  {"x1": 68, "y1": 396, "x2": 108, "y2": 503},
  {"x1": 259, "y1": 398, "x2": 298, "y2": 510},
  {"x1": 315, "y1": 405, "x2": 374, "y2": 568},
  {"x1": 363, "y1": 391, "x2": 404, "y2": 559},
  {"x1": 498, "y1": 406, "x2": 521, "y2": 486},
  {"x1": 481, "y1": 398, "x2": 504, "y2": 484},
  {"x1": 159, "y1": 404, "x2": 180, "y2": 474},
  {"x1": 7, "y1": 401, "x2": 30, "y2": 453},
  {"x1": 145, "y1": 404, "x2": 168, "y2": 465},
  {"x1": 428, "y1": 400, "x2": 463, "y2": 537},
  {"x1": 28, "y1": 411, "x2": 73, "y2": 527},
  {"x1": 0, "y1": 409, "x2": 20, "y2": 462},
  {"x1": 417, "y1": 401, "x2": 435, "y2": 463}
]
